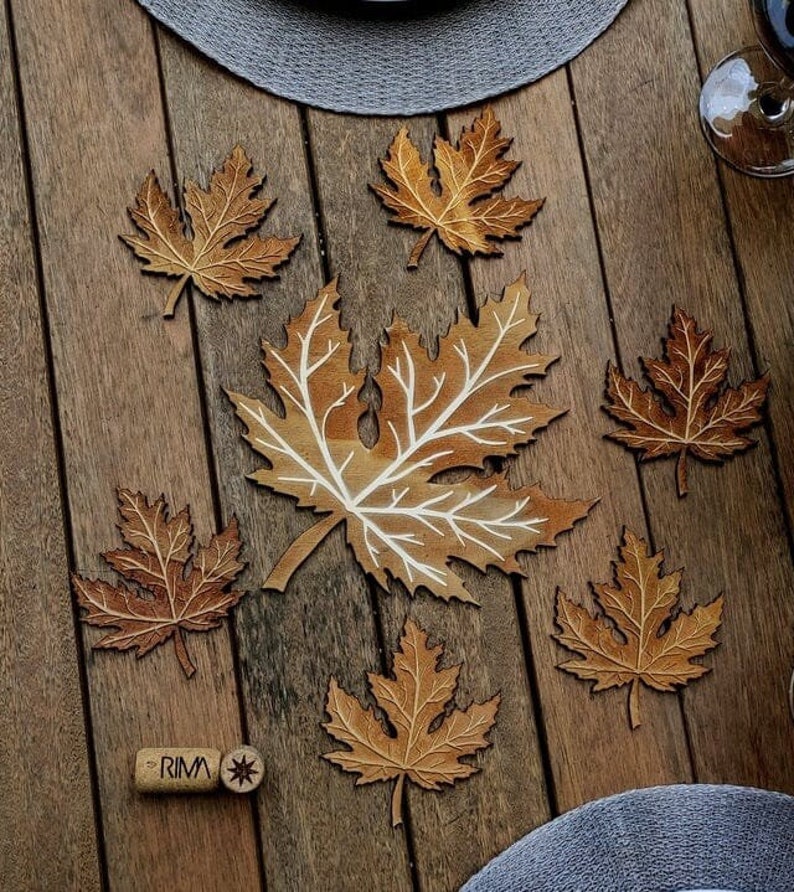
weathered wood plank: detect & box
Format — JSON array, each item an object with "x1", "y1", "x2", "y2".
[
  {"x1": 305, "y1": 110, "x2": 550, "y2": 891},
  {"x1": 8, "y1": 0, "x2": 792, "y2": 888},
  {"x1": 156, "y1": 33, "x2": 414, "y2": 890},
  {"x1": 8, "y1": 1, "x2": 261, "y2": 887},
  {"x1": 0, "y1": 5, "x2": 100, "y2": 888},
  {"x1": 687, "y1": 0, "x2": 794, "y2": 527},
  {"x1": 571, "y1": 0, "x2": 794, "y2": 789},
  {"x1": 449, "y1": 75, "x2": 695, "y2": 813}
]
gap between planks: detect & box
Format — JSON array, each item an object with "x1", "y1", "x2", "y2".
[{"x1": 3, "y1": 0, "x2": 109, "y2": 884}]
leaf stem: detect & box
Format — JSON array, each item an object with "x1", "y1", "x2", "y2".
[
  {"x1": 408, "y1": 230, "x2": 433, "y2": 268},
  {"x1": 163, "y1": 273, "x2": 190, "y2": 317},
  {"x1": 629, "y1": 678, "x2": 641, "y2": 729},
  {"x1": 391, "y1": 772, "x2": 406, "y2": 827},
  {"x1": 264, "y1": 514, "x2": 344, "y2": 591},
  {"x1": 676, "y1": 448, "x2": 689, "y2": 497},
  {"x1": 173, "y1": 629, "x2": 196, "y2": 678}
]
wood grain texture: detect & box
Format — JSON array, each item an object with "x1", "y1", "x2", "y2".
[
  {"x1": 8, "y1": 1, "x2": 260, "y2": 888},
  {"x1": 451, "y1": 77, "x2": 694, "y2": 813},
  {"x1": 370, "y1": 107, "x2": 543, "y2": 269},
  {"x1": 603, "y1": 306, "x2": 769, "y2": 499},
  {"x1": 227, "y1": 275, "x2": 591, "y2": 604},
  {"x1": 72, "y1": 490, "x2": 246, "y2": 679},
  {"x1": 554, "y1": 528, "x2": 724, "y2": 731},
  {"x1": 322, "y1": 619, "x2": 501, "y2": 829},
  {"x1": 687, "y1": 0, "x2": 794, "y2": 524},
  {"x1": 121, "y1": 144, "x2": 299, "y2": 318},
  {"x1": 6, "y1": 1, "x2": 794, "y2": 887},
  {"x1": 0, "y1": 5, "x2": 100, "y2": 888},
  {"x1": 155, "y1": 32, "x2": 414, "y2": 890},
  {"x1": 306, "y1": 113, "x2": 469, "y2": 372},
  {"x1": 571, "y1": 0, "x2": 794, "y2": 789},
  {"x1": 307, "y1": 110, "x2": 551, "y2": 891}
]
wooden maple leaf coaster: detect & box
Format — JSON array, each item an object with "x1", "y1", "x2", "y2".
[
  {"x1": 553, "y1": 528, "x2": 724, "y2": 729},
  {"x1": 371, "y1": 107, "x2": 544, "y2": 268},
  {"x1": 604, "y1": 306, "x2": 769, "y2": 496},
  {"x1": 72, "y1": 490, "x2": 246, "y2": 677},
  {"x1": 121, "y1": 145, "x2": 301, "y2": 317},
  {"x1": 322, "y1": 619, "x2": 499, "y2": 828},
  {"x1": 227, "y1": 274, "x2": 595, "y2": 603}
]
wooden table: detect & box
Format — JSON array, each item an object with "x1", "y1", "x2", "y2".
[{"x1": 2, "y1": 1, "x2": 793, "y2": 889}]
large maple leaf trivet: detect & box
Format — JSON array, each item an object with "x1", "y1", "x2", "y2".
[
  {"x1": 72, "y1": 490, "x2": 246, "y2": 678},
  {"x1": 604, "y1": 306, "x2": 769, "y2": 496},
  {"x1": 323, "y1": 619, "x2": 500, "y2": 827},
  {"x1": 121, "y1": 145, "x2": 300, "y2": 317},
  {"x1": 371, "y1": 107, "x2": 544, "y2": 268},
  {"x1": 228, "y1": 274, "x2": 594, "y2": 602},
  {"x1": 554, "y1": 529, "x2": 723, "y2": 729}
]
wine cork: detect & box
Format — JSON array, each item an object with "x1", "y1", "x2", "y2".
[
  {"x1": 135, "y1": 747, "x2": 221, "y2": 794},
  {"x1": 220, "y1": 745, "x2": 265, "y2": 794}
]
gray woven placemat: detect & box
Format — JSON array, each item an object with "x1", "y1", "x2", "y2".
[
  {"x1": 461, "y1": 785, "x2": 794, "y2": 892},
  {"x1": 137, "y1": 0, "x2": 629, "y2": 115}
]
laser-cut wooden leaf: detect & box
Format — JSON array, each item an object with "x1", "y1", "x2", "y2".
[
  {"x1": 604, "y1": 306, "x2": 769, "y2": 496},
  {"x1": 553, "y1": 528, "x2": 723, "y2": 729},
  {"x1": 371, "y1": 107, "x2": 544, "y2": 268},
  {"x1": 322, "y1": 619, "x2": 500, "y2": 827},
  {"x1": 121, "y1": 145, "x2": 300, "y2": 317},
  {"x1": 228, "y1": 274, "x2": 594, "y2": 602},
  {"x1": 72, "y1": 490, "x2": 246, "y2": 678}
]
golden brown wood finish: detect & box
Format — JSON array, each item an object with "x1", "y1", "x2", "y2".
[
  {"x1": 155, "y1": 32, "x2": 414, "y2": 889},
  {"x1": 228, "y1": 276, "x2": 592, "y2": 603},
  {"x1": 0, "y1": 5, "x2": 99, "y2": 887},
  {"x1": 121, "y1": 145, "x2": 299, "y2": 317},
  {"x1": 306, "y1": 110, "x2": 551, "y2": 891},
  {"x1": 8, "y1": 1, "x2": 261, "y2": 888},
  {"x1": 371, "y1": 108, "x2": 543, "y2": 268},
  {"x1": 306, "y1": 114, "x2": 472, "y2": 370},
  {"x1": 555, "y1": 528, "x2": 724, "y2": 730},
  {"x1": 6, "y1": 0, "x2": 794, "y2": 888},
  {"x1": 451, "y1": 79, "x2": 695, "y2": 813},
  {"x1": 323, "y1": 619, "x2": 500, "y2": 829},
  {"x1": 604, "y1": 306, "x2": 769, "y2": 499},
  {"x1": 72, "y1": 490, "x2": 246, "y2": 677},
  {"x1": 571, "y1": 0, "x2": 794, "y2": 788},
  {"x1": 687, "y1": 0, "x2": 794, "y2": 523}
]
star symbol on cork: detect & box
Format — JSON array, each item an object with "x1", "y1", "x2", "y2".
[
  {"x1": 220, "y1": 745, "x2": 265, "y2": 794},
  {"x1": 227, "y1": 755, "x2": 259, "y2": 788}
]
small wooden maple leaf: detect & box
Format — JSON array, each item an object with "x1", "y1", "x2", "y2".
[
  {"x1": 121, "y1": 145, "x2": 300, "y2": 317},
  {"x1": 322, "y1": 619, "x2": 500, "y2": 827},
  {"x1": 72, "y1": 490, "x2": 246, "y2": 678},
  {"x1": 554, "y1": 528, "x2": 723, "y2": 729},
  {"x1": 227, "y1": 274, "x2": 594, "y2": 603},
  {"x1": 604, "y1": 306, "x2": 769, "y2": 496},
  {"x1": 371, "y1": 107, "x2": 544, "y2": 268}
]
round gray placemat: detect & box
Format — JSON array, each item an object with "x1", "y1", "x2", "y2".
[
  {"x1": 136, "y1": 0, "x2": 629, "y2": 115},
  {"x1": 461, "y1": 784, "x2": 794, "y2": 892}
]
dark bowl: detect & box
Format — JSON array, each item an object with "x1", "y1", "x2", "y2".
[{"x1": 299, "y1": 0, "x2": 459, "y2": 18}]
